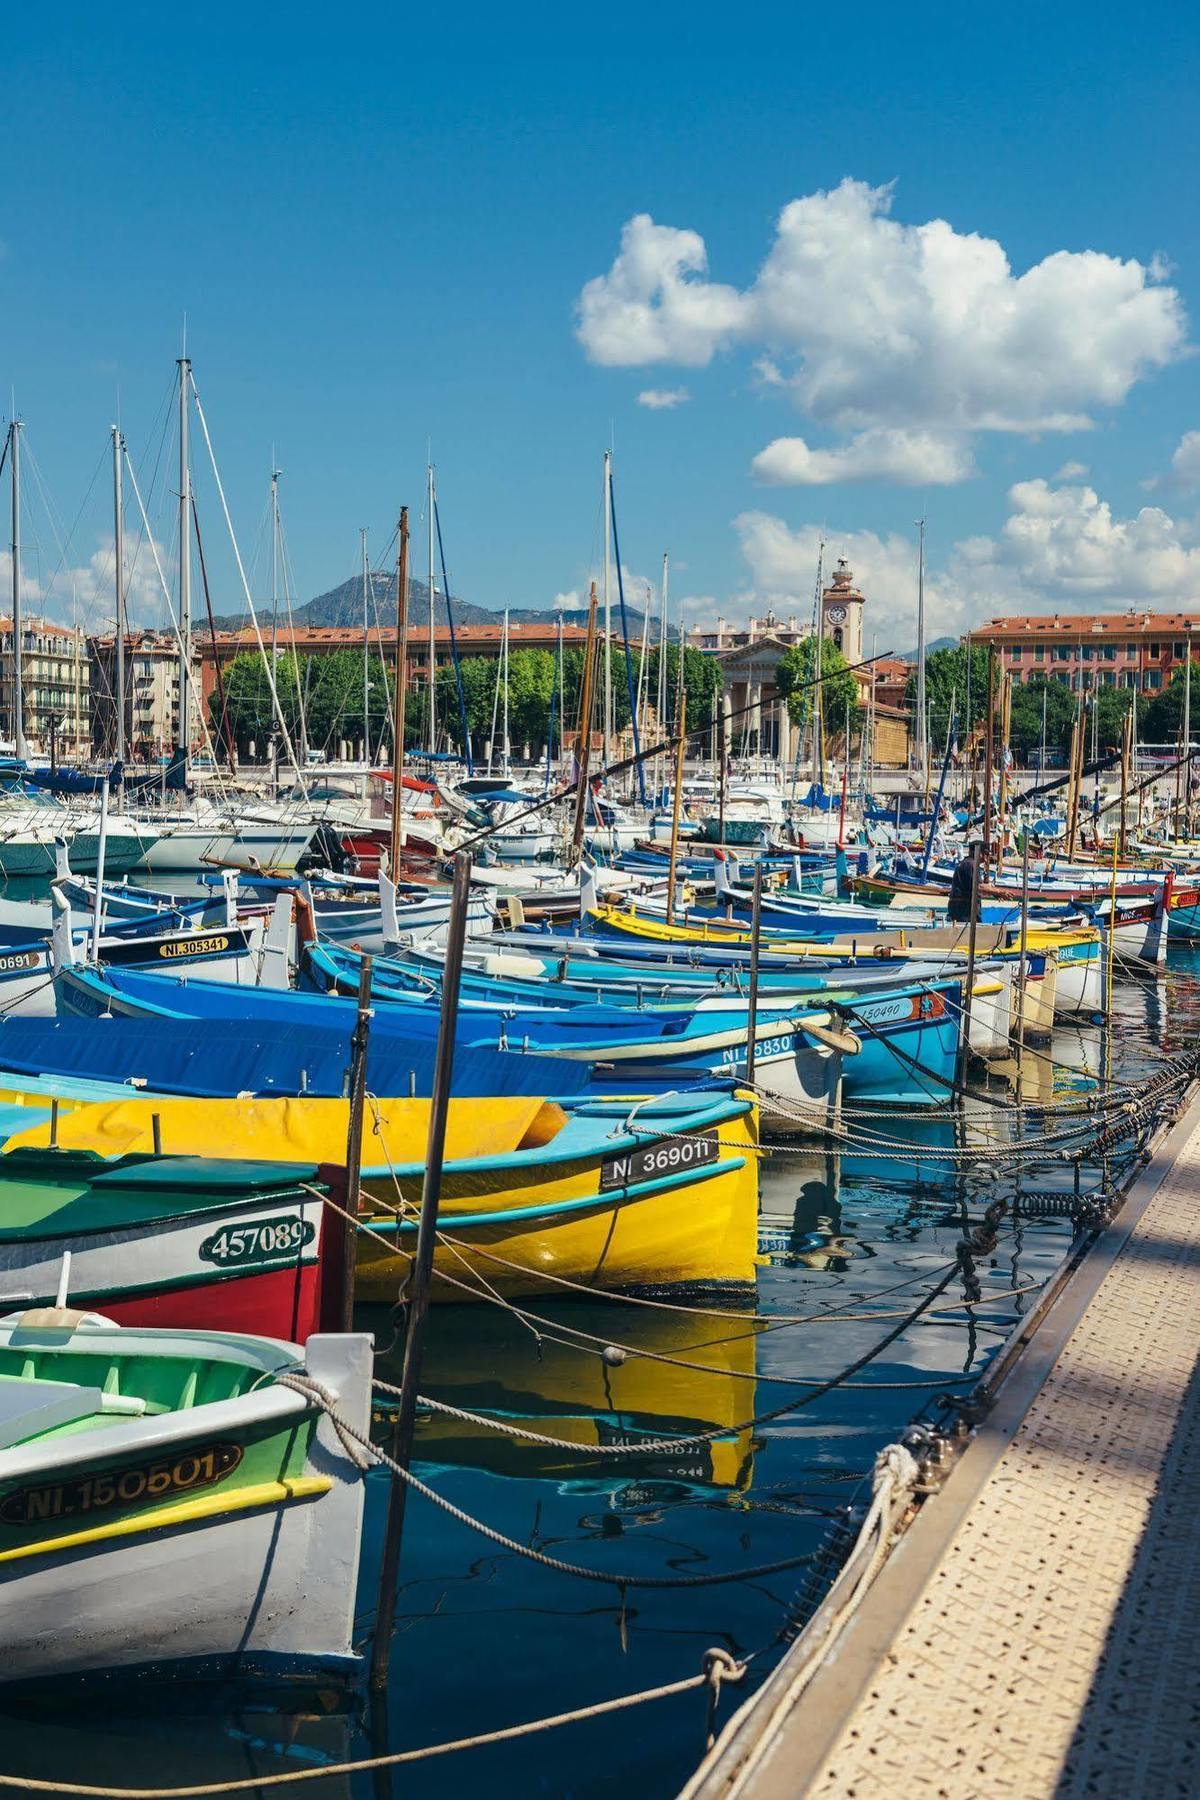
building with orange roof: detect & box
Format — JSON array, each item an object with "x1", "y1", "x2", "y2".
[{"x1": 969, "y1": 609, "x2": 1200, "y2": 696}]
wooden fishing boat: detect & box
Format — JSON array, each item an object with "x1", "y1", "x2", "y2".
[
  {"x1": 0, "y1": 1314, "x2": 370, "y2": 1684},
  {"x1": 0, "y1": 1149, "x2": 332, "y2": 1340},
  {"x1": 8, "y1": 1093, "x2": 762, "y2": 1301}
]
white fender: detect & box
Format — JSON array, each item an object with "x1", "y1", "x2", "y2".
[
  {"x1": 50, "y1": 900, "x2": 76, "y2": 972},
  {"x1": 53, "y1": 839, "x2": 70, "y2": 882},
  {"x1": 579, "y1": 857, "x2": 600, "y2": 919},
  {"x1": 714, "y1": 853, "x2": 732, "y2": 899},
  {"x1": 379, "y1": 868, "x2": 401, "y2": 946},
  {"x1": 221, "y1": 867, "x2": 239, "y2": 928}
]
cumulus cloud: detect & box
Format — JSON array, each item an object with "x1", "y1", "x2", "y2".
[
  {"x1": 0, "y1": 533, "x2": 172, "y2": 631},
  {"x1": 1146, "y1": 429, "x2": 1200, "y2": 492},
  {"x1": 732, "y1": 510, "x2": 967, "y2": 649},
  {"x1": 578, "y1": 178, "x2": 1186, "y2": 487},
  {"x1": 752, "y1": 427, "x2": 973, "y2": 486},
  {"x1": 732, "y1": 475, "x2": 1200, "y2": 645},
  {"x1": 637, "y1": 387, "x2": 690, "y2": 410},
  {"x1": 1053, "y1": 461, "x2": 1089, "y2": 481}
]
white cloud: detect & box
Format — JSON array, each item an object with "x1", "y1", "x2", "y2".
[
  {"x1": 752, "y1": 427, "x2": 973, "y2": 486},
  {"x1": 637, "y1": 387, "x2": 690, "y2": 410},
  {"x1": 1054, "y1": 460, "x2": 1089, "y2": 481},
  {"x1": 0, "y1": 533, "x2": 173, "y2": 631},
  {"x1": 732, "y1": 474, "x2": 1200, "y2": 647},
  {"x1": 578, "y1": 178, "x2": 1186, "y2": 486},
  {"x1": 1147, "y1": 429, "x2": 1200, "y2": 492},
  {"x1": 991, "y1": 477, "x2": 1200, "y2": 599},
  {"x1": 577, "y1": 215, "x2": 748, "y2": 368},
  {"x1": 732, "y1": 510, "x2": 966, "y2": 649}
]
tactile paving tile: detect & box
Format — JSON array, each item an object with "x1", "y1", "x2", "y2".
[{"x1": 803, "y1": 1132, "x2": 1200, "y2": 1799}]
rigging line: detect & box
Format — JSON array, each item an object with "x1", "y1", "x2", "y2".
[
  {"x1": 187, "y1": 371, "x2": 308, "y2": 797},
  {"x1": 607, "y1": 463, "x2": 646, "y2": 804},
  {"x1": 119, "y1": 450, "x2": 225, "y2": 782},
  {"x1": 19, "y1": 432, "x2": 110, "y2": 611},
  {"x1": 435, "y1": 496, "x2": 472, "y2": 771}
]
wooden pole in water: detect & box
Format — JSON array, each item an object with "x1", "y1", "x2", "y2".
[
  {"x1": 389, "y1": 508, "x2": 410, "y2": 876},
  {"x1": 338, "y1": 953, "x2": 373, "y2": 1333},
  {"x1": 665, "y1": 692, "x2": 687, "y2": 926},
  {"x1": 1016, "y1": 829, "x2": 1030, "y2": 1058},
  {"x1": 569, "y1": 586, "x2": 599, "y2": 865},
  {"x1": 1065, "y1": 717, "x2": 1081, "y2": 861},
  {"x1": 982, "y1": 649, "x2": 996, "y2": 868},
  {"x1": 957, "y1": 843, "x2": 981, "y2": 1093},
  {"x1": 745, "y1": 862, "x2": 764, "y2": 1086},
  {"x1": 1119, "y1": 703, "x2": 1131, "y2": 859},
  {"x1": 371, "y1": 850, "x2": 472, "y2": 1689}
]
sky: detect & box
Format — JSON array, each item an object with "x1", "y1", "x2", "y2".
[{"x1": 2, "y1": 2, "x2": 1199, "y2": 656}]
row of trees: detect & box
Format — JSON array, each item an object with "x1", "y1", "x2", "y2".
[
  {"x1": 211, "y1": 642, "x2": 724, "y2": 761},
  {"x1": 907, "y1": 644, "x2": 1200, "y2": 761}
]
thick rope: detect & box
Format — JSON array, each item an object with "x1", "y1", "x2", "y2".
[{"x1": 0, "y1": 1660, "x2": 739, "y2": 1796}]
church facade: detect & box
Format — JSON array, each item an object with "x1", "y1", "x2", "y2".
[{"x1": 687, "y1": 560, "x2": 907, "y2": 762}]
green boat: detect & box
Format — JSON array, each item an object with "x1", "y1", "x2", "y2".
[{"x1": 0, "y1": 1311, "x2": 372, "y2": 1684}]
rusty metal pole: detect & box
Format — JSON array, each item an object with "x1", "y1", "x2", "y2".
[
  {"x1": 370, "y1": 850, "x2": 472, "y2": 1689},
  {"x1": 665, "y1": 692, "x2": 687, "y2": 926},
  {"x1": 338, "y1": 953, "x2": 373, "y2": 1332},
  {"x1": 389, "y1": 508, "x2": 410, "y2": 876},
  {"x1": 745, "y1": 863, "x2": 764, "y2": 1087}
]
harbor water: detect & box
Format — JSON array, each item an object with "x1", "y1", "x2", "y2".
[{"x1": 0, "y1": 908, "x2": 1191, "y2": 1798}]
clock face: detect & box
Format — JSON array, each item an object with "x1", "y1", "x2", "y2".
[{"x1": 827, "y1": 605, "x2": 847, "y2": 624}]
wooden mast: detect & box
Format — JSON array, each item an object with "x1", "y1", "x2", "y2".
[
  {"x1": 389, "y1": 507, "x2": 410, "y2": 875},
  {"x1": 569, "y1": 585, "x2": 599, "y2": 863}
]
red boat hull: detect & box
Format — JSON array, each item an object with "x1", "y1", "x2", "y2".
[{"x1": 97, "y1": 1262, "x2": 325, "y2": 1343}]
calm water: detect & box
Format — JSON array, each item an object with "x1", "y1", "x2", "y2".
[{"x1": 0, "y1": 918, "x2": 1196, "y2": 1798}]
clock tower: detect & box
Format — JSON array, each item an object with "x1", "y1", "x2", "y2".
[{"x1": 821, "y1": 559, "x2": 865, "y2": 666}]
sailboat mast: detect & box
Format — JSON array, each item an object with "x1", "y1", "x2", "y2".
[
  {"x1": 269, "y1": 467, "x2": 280, "y2": 665},
  {"x1": 360, "y1": 527, "x2": 371, "y2": 790},
  {"x1": 112, "y1": 425, "x2": 126, "y2": 765},
  {"x1": 603, "y1": 450, "x2": 612, "y2": 762},
  {"x1": 557, "y1": 612, "x2": 565, "y2": 771},
  {"x1": 502, "y1": 607, "x2": 510, "y2": 774},
  {"x1": 427, "y1": 462, "x2": 437, "y2": 753},
  {"x1": 389, "y1": 506, "x2": 410, "y2": 872},
  {"x1": 915, "y1": 515, "x2": 927, "y2": 787},
  {"x1": 8, "y1": 420, "x2": 26, "y2": 761},
  {"x1": 177, "y1": 358, "x2": 191, "y2": 759}
]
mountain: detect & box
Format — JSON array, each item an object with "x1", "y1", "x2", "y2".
[
  {"x1": 212, "y1": 573, "x2": 651, "y2": 638},
  {"x1": 895, "y1": 637, "x2": 957, "y2": 661}
]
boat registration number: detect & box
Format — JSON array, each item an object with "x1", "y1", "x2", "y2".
[
  {"x1": 600, "y1": 1129, "x2": 719, "y2": 1191},
  {"x1": 0, "y1": 1442, "x2": 243, "y2": 1527},
  {"x1": 200, "y1": 1215, "x2": 316, "y2": 1267},
  {"x1": 0, "y1": 951, "x2": 40, "y2": 973}
]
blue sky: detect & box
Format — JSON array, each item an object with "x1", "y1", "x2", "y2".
[{"x1": 3, "y1": 3, "x2": 1199, "y2": 651}]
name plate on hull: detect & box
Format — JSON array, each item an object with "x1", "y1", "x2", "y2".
[{"x1": 600, "y1": 1129, "x2": 719, "y2": 1192}]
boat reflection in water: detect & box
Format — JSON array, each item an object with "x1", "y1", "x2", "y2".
[
  {"x1": 0, "y1": 1689, "x2": 354, "y2": 1800},
  {"x1": 373, "y1": 1298, "x2": 758, "y2": 1494}
]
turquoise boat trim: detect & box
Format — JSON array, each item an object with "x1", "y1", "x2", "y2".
[
  {"x1": 362, "y1": 1154, "x2": 747, "y2": 1232},
  {"x1": 360, "y1": 1096, "x2": 754, "y2": 1180}
]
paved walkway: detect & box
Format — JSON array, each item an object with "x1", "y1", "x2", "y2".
[
  {"x1": 697, "y1": 1100, "x2": 1200, "y2": 1800},
  {"x1": 807, "y1": 1118, "x2": 1200, "y2": 1798}
]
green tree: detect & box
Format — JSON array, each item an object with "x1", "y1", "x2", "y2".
[
  {"x1": 906, "y1": 643, "x2": 992, "y2": 742},
  {"x1": 1143, "y1": 661, "x2": 1200, "y2": 743},
  {"x1": 1091, "y1": 682, "x2": 1143, "y2": 753},
  {"x1": 216, "y1": 652, "x2": 303, "y2": 758},
  {"x1": 1007, "y1": 677, "x2": 1079, "y2": 759},
  {"x1": 776, "y1": 636, "x2": 861, "y2": 737},
  {"x1": 643, "y1": 643, "x2": 723, "y2": 736},
  {"x1": 435, "y1": 657, "x2": 503, "y2": 756}
]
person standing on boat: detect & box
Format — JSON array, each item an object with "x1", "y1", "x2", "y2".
[{"x1": 947, "y1": 844, "x2": 980, "y2": 924}]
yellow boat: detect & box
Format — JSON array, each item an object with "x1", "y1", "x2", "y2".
[{"x1": 7, "y1": 1091, "x2": 761, "y2": 1302}]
